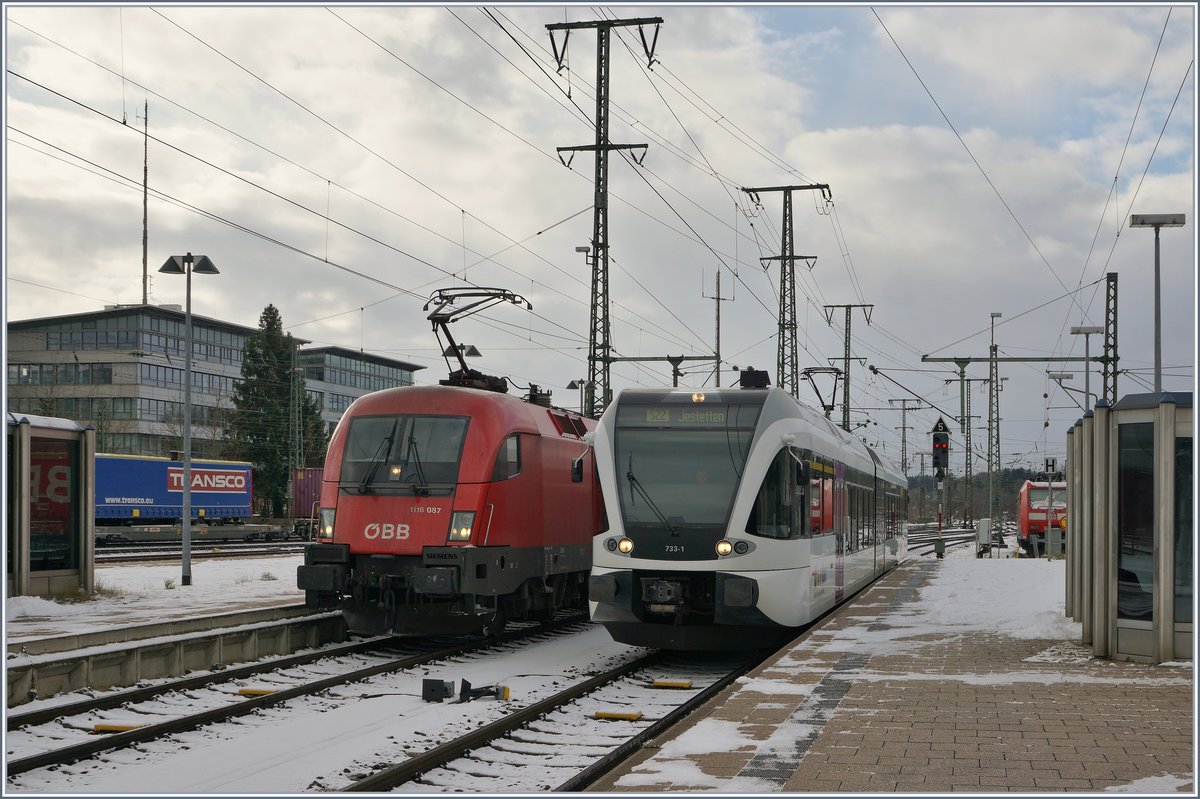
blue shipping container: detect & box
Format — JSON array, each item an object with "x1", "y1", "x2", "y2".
[{"x1": 95, "y1": 453, "x2": 253, "y2": 522}]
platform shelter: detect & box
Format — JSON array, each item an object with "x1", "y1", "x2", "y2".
[
  {"x1": 1066, "y1": 392, "x2": 1192, "y2": 664},
  {"x1": 6, "y1": 412, "x2": 96, "y2": 598}
]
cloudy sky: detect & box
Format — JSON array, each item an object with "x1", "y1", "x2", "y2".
[{"x1": 4, "y1": 3, "x2": 1195, "y2": 475}]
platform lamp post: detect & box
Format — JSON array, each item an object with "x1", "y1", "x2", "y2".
[
  {"x1": 1129, "y1": 213, "x2": 1185, "y2": 393},
  {"x1": 159, "y1": 252, "x2": 220, "y2": 587}
]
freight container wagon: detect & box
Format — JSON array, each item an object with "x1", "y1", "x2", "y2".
[
  {"x1": 95, "y1": 453, "x2": 253, "y2": 526},
  {"x1": 291, "y1": 467, "x2": 323, "y2": 536}
]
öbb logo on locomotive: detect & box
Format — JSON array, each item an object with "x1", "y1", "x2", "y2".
[{"x1": 363, "y1": 523, "x2": 411, "y2": 540}]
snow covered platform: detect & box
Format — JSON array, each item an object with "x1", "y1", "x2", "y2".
[{"x1": 588, "y1": 559, "x2": 1194, "y2": 794}]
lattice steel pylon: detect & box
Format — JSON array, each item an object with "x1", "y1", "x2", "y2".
[
  {"x1": 824, "y1": 303, "x2": 874, "y2": 431},
  {"x1": 1102, "y1": 272, "x2": 1118, "y2": 405},
  {"x1": 740, "y1": 183, "x2": 829, "y2": 400},
  {"x1": 987, "y1": 343, "x2": 1000, "y2": 524},
  {"x1": 548, "y1": 16, "x2": 662, "y2": 418}
]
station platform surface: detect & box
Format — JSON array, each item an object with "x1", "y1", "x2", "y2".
[{"x1": 588, "y1": 560, "x2": 1194, "y2": 793}]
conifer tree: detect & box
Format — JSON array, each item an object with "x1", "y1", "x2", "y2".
[{"x1": 226, "y1": 304, "x2": 325, "y2": 517}]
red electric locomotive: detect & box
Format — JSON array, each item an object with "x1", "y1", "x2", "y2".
[
  {"x1": 298, "y1": 287, "x2": 602, "y2": 636},
  {"x1": 1017, "y1": 478, "x2": 1066, "y2": 556}
]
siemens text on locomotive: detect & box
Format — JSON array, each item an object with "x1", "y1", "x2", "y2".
[
  {"x1": 297, "y1": 384, "x2": 602, "y2": 636},
  {"x1": 1016, "y1": 478, "x2": 1067, "y2": 556},
  {"x1": 588, "y1": 377, "x2": 908, "y2": 650}
]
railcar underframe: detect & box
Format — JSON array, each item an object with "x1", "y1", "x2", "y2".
[{"x1": 300, "y1": 542, "x2": 589, "y2": 636}]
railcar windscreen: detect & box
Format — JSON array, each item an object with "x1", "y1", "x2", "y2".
[
  {"x1": 340, "y1": 414, "x2": 468, "y2": 488},
  {"x1": 613, "y1": 403, "x2": 758, "y2": 532}
]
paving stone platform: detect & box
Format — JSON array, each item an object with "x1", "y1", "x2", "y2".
[{"x1": 588, "y1": 561, "x2": 1194, "y2": 793}]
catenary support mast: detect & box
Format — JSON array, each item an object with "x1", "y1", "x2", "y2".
[{"x1": 548, "y1": 16, "x2": 662, "y2": 418}]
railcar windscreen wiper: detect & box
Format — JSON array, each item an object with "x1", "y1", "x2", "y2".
[
  {"x1": 626, "y1": 454, "x2": 676, "y2": 534},
  {"x1": 406, "y1": 430, "x2": 430, "y2": 493},
  {"x1": 359, "y1": 419, "x2": 399, "y2": 494}
]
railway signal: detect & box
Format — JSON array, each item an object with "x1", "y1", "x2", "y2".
[{"x1": 931, "y1": 417, "x2": 950, "y2": 476}]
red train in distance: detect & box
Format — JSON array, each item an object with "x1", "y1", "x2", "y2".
[
  {"x1": 298, "y1": 384, "x2": 602, "y2": 637},
  {"x1": 1017, "y1": 478, "x2": 1067, "y2": 556}
]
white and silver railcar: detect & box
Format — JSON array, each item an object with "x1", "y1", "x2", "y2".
[{"x1": 589, "y1": 383, "x2": 908, "y2": 650}]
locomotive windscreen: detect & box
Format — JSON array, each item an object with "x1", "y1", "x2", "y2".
[
  {"x1": 340, "y1": 414, "x2": 468, "y2": 490},
  {"x1": 613, "y1": 400, "x2": 760, "y2": 533}
]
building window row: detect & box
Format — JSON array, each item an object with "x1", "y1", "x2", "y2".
[
  {"x1": 46, "y1": 330, "x2": 139, "y2": 350},
  {"x1": 137, "y1": 333, "x2": 242, "y2": 366},
  {"x1": 9, "y1": 362, "x2": 114, "y2": 386},
  {"x1": 139, "y1": 363, "x2": 236, "y2": 396},
  {"x1": 46, "y1": 327, "x2": 244, "y2": 367},
  {"x1": 136, "y1": 397, "x2": 226, "y2": 427},
  {"x1": 327, "y1": 392, "x2": 356, "y2": 414},
  {"x1": 317, "y1": 366, "x2": 414, "y2": 392},
  {"x1": 9, "y1": 396, "x2": 135, "y2": 420},
  {"x1": 102, "y1": 432, "x2": 224, "y2": 459}
]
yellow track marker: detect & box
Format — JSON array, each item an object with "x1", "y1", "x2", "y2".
[
  {"x1": 594, "y1": 710, "x2": 643, "y2": 721},
  {"x1": 93, "y1": 723, "x2": 146, "y2": 733},
  {"x1": 652, "y1": 679, "x2": 693, "y2": 689},
  {"x1": 238, "y1": 688, "x2": 276, "y2": 697}
]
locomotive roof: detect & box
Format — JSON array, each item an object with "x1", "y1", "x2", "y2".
[{"x1": 341, "y1": 384, "x2": 591, "y2": 437}]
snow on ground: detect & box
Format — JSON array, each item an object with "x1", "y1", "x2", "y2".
[
  {"x1": 4, "y1": 544, "x2": 1191, "y2": 794},
  {"x1": 5, "y1": 554, "x2": 305, "y2": 642}
]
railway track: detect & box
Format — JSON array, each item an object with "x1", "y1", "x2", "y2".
[
  {"x1": 6, "y1": 615, "x2": 587, "y2": 779},
  {"x1": 7, "y1": 615, "x2": 767, "y2": 793},
  {"x1": 94, "y1": 542, "x2": 305, "y2": 563},
  {"x1": 337, "y1": 649, "x2": 762, "y2": 793}
]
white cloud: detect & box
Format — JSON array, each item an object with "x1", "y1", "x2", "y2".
[{"x1": 5, "y1": 4, "x2": 1194, "y2": 466}]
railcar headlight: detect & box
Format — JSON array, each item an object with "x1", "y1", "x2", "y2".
[
  {"x1": 318, "y1": 508, "x2": 335, "y2": 542},
  {"x1": 617, "y1": 537, "x2": 634, "y2": 554},
  {"x1": 715, "y1": 539, "x2": 733, "y2": 556},
  {"x1": 605, "y1": 538, "x2": 619, "y2": 552},
  {"x1": 734, "y1": 540, "x2": 750, "y2": 555},
  {"x1": 448, "y1": 511, "x2": 475, "y2": 542}
]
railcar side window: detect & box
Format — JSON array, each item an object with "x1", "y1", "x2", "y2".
[
  {"x1": 746, "y1": 449, "x2": 803, "y2": 540},
  {"x1": 492, "y1": 434, "x2": 521, "y2": 481}
]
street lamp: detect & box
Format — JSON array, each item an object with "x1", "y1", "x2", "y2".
[
  {"x1": 159, "y1": 252, "x2": 219, "y2": 587},
  {"x1": 1069, "y1": 325, "x2": 1104, "y2": 411},
  {"x1": 566, "y1": 379, "x2": 591, "y2": 414},
  {"x1": 1129, "y1": 213, "x2": 1185, "y2": 393}
]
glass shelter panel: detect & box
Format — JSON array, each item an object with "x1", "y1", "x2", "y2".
[
  {"x1": 1116, "y1": 423, "x2": 1154, "y2": 622},
  {"x1": 29, "y1": 437, "x2": 81, "y2": 572},
  {"x1": 1174, "y1": 436, "x2": 1192, "y2": 624}
]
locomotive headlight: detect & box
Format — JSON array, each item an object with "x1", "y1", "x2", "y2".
[
  {"x1": 448, "y1": 511, "x2": 475, "y2": 542},
  {"x1": 318, "y1": 508, "x2": 336, "y2": 542},
  {"x1": 389, "y1": 464, "x2": 403, "y2": 480},
  {"x1": 715, "y1": 539, "x2": 733, "y2": 556},
  {"x1": 617, "y1": 537, "x2": 634, "y2": 554}
]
